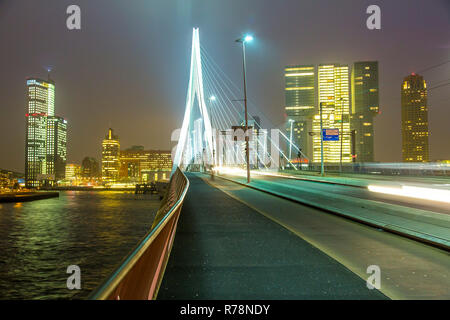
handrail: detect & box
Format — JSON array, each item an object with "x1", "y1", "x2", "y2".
[{"x1": 89, "y1": 167, "x2": 189, "y2": 300}]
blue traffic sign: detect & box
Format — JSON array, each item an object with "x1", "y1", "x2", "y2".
[{"x1": 323, "y1": 129, "x2": 339, "y2": 141}]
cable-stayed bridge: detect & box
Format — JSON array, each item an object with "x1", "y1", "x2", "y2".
[
  {"x1": 172, "y1": 28, "x2": 307, "y2": 175},
  {"x1": 90, "y1": 29, "x2": 450, "y2": 301}
]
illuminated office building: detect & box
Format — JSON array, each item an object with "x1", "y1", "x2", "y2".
[
  {"x1": 401, "y1": 73, "x2": 429, "y2": 162},
  {"x1": 119, "y1": 146, "x2": 172, "y2": 182},
  {"x1": 25, "y1": 77, "x2": 60, "y2": 187},
  {"x1": 119, "y1": 146, "x2": 147, "y2": 180},
  {"x1": 46, "y1": 116, "x2": 67, "y2": 181},
  {"x1": 144, "y1": 150, "x2": 172, "y2": 171},
  {"x1": 351, "y1": 61, "x2": 379, "y2": 162},
  {"x1": 284, "y1": 65, "x2": 316, "y2": 160},
  {"x1": 141, "y1": 150, "x2": 172, "y2": 182},
  {"x1": 312, "y1": 64, "x2": 351, "y2": 163},
  {"x1": 102, "y1": 128, "x2": 120, "y2": 184},
  {"x1": 65, "y1": 163, "x2": 81, "y2": 181}
]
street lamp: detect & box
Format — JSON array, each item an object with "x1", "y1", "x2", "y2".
[
  {"x1": 338, "y1": 97, "x2": 345, "y2": 174},
  {"x1": 235, "y1": 34, "x2": 253, "y2": 184},
  {"x1": 244, "y1": 35, "x2": 254, "y2": 43},
  {"x1": 209, "y1": 95, "x2": 217, "y2": 168},
  {"x1": 320, "y1": 102, "x2": 325, "y2": 177}
]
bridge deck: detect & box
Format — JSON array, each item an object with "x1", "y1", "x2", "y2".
[{"x1": 158, "y1": 174, "x2": 386, "y2": 299}]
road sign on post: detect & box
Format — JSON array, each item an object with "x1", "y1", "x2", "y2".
[{"x1": 322, "y1": 129, "x2": 339, "y2": 141}]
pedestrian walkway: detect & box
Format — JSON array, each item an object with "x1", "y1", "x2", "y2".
[{"x1": 158, "y1": 174, "x2": 387, "y2": 300}]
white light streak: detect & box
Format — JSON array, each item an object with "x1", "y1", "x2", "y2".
[{"x1": 368, "y1": 185, "x2": 450, "y2": 204}]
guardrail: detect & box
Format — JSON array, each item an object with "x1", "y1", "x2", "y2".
[
  {"x1": 89, "y1": 167, "x2": 189, "y2": 300},
  {"x1": 281, "y1": 162, "x2": 450, "y2": 176}
]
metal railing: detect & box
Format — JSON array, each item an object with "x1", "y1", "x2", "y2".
[
  {"x1": 89, "y1": 167, "x2": 189, "y2": 300},
  {"x1": 280, "y1": 162, "x2": 450, "y2": 177}
]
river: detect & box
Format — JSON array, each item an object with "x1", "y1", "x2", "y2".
[{"x1": 0, "y1": 191, "x2": 160, "y2": 299}]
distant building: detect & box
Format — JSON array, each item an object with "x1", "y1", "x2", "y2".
[
  {"x1": 81, "y1": 157, "x2": 100, "y2": 179},
  {"x1": 351, "y1": 61, "x2": 379, "y2": 163},
  {"x1": 0, "y1": 169, "x2": 24, "y2": 189},
  {"x1": 312, "y1": 64, "x2": 351, "y2": 163},
  {"x1": 119, "y1": 146, "x2": 172, "y2": 182},
  {"x1": 46, "y1": 116, "x2": 67, "y2": 181},
  {"x1": 248, "y1": 116, "x2": 264, "y2": 167},
  {"x1": 0, "y1": 171, "x2": 7, "y2": 189},
  {"x1": 102, "y1": 128, "x2": 120, "y2": 184},
  {"x1": 119, "y1": 146, "x2": 148, "y2": 180},
  {"x1": 25, "y1": 77, "x2": 67, "y2": 187},
  {"x1": 401, "y1": 73, "x2": 429, "y2": 162},
  {"x1": 284, "y1": 65, "x2": 316, "y2": 160},
  {"x1": 25, "y1": 78, "x2": 55, "y2": 187},
  {"x1": 65, "y1": 164, "x2": 81, "y2": 180}
]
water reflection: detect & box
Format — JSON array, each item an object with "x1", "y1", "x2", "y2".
[{"x1": 0, "y1": 191, "x2": 160, "y2": 299}]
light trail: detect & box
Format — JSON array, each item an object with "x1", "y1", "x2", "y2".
[
  {"x1": 368, "y1": 185, "x2": 450, "y2": 204},
  {"x1": 213, "y1": 166, "x2": 298, "y2": 179}
]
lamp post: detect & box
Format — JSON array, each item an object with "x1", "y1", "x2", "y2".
[
  {"x1": 209, "y1": 95, "x2": 217, "y2": 169},
  {"x1": 338, "y1": 97, "x2": 345, "y2": 174},
  {"x1": 236, "y1": 34, "x2": 253, "y2": 184}
]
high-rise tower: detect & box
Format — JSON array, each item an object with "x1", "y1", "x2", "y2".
[
  {"x1": 312, "y1": 64, "x2": 351, "y2": 163},
  {"x1": 46, "y1": 116, "x2": 67, "y2": 181},
  {"x1": 401, "y1": 73, "x2": 429, "y2": 162},
  {"x1": 102, "y1": 128, "x2": 120, "y2": 184},
  {"x1": 284, "y1": 65, "x2": 316, "y2": 160},
  {"x1": 25, "y1": 78, "x2": 56, "y2": 187}
]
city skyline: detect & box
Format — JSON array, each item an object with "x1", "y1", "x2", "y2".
[
  {"x1": 1, "y1": 0, "x2": 449, "y2": 172},
  {"x1": 1, "y1": 0, "x2": 450, "y2": 303}
]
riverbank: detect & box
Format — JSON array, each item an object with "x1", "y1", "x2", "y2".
[{"x1": 0, "y1": 192, "x2": 59, "y2": 203}]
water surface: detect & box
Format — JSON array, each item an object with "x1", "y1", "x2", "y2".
[{"x1": 0, "y1": 191, "x2": 160, "y2": 299}]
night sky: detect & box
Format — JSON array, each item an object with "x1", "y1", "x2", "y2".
[{"x1": 0, "y1": 0, "x2": 449, "y2": 172}]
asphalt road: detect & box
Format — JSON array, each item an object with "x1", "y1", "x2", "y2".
[
  {"x1": 205, "y1": 174, "x2": 450, "y2": 299},
  {"x1": 251, "y1": 173, "x2": 450, "y2": 215},
  {"x1": 216, "y1": 171, "x2": 450, "y2": 248}
]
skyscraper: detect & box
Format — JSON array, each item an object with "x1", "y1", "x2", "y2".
[
  {"x1": 284, "y1": 65, "x2": 316, "y2": 160},
  {"x1": 401, "y1": 73, "x2": 429, "y2": 162},
  {"x1": 351, "y1": 61, "x2": 379, "y2": 162},
  {"x1": 312, "y1": 64, "x2": 351, "y2": 163},
  {"x1": 46, "y1": 116, "x2": 67, "y2": 181},
  {"x1": 25, "y1": 77, "x2": 66, "y2": 187},
  {"x1": 102, "y1": 128, "x2": 120, "y2": 184}
]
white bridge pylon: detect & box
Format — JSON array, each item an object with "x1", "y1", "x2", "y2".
[{"x1": 173, "y1": 28, "x2": 214, "y2": 172}]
